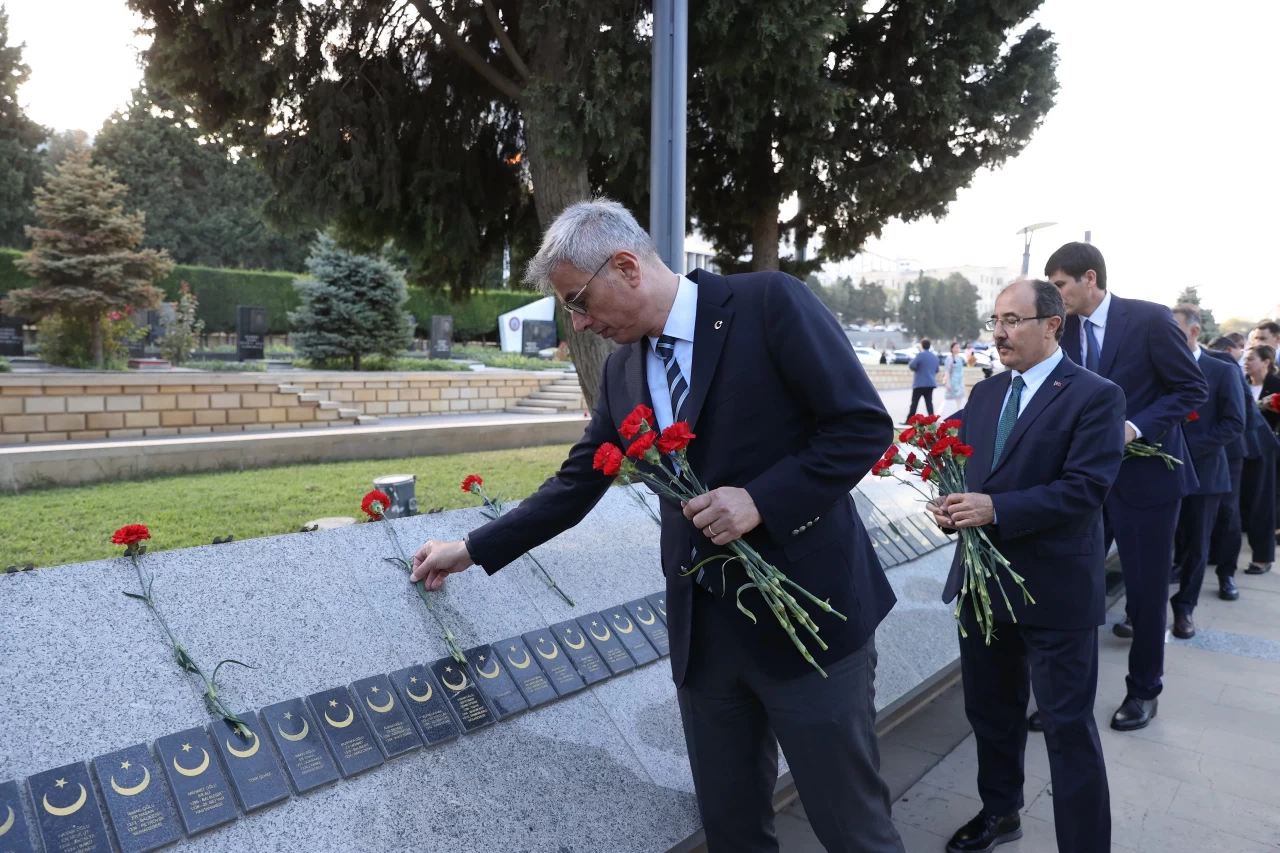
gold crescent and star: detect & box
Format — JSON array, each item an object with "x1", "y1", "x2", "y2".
[
  {"x1": 588, "y1": 620, "x2": 612, "y2": 642},
  {"x1": 405, "y1": 676, "x2": 433, "y2": 703},
  {"x1": 655, "y1": 598, "x2": 667, "y2": 617},
  {"x1": 440, "y1": 666, "x2": 469, "y2": 691},
  {"x1": 324, "y1": 700, "x2": 355, "y2": 729},
  {"x1": 612, "y1": 613, "x2": 635, "y2": 634},
  {"x1": 226, "y1": 731, "x2": 260, "y2": 759},
  {"x1": 562, "y1": 627, "x2": 586, "y2": 650},
  {"x1": 0, "y1": 805, "x2": 14, "y2": 835},
  {"x1": 506, "y1": 645, "x2": 532, "y2": 669},
  {"x1": 365, "y1": 685, "x2": 395, "y2": 713},
  {"x1": 277, "y1": 711, "x2": 310, "y2": 742},
  {"x1": 535, "y1": 637, "x2": 559, "y2": 661},
  {"x1": 42, "y1": 780, "x2": 88, "y2": 817},
  {"x1": 173, "y1": 744, "x2": 211, "y2": 777},
  {"x1": 475, "y1": 655, "x2": 501, "y2": 679},
  {"x1": 110, "y1": 760, "x2": 151, "y2": 797},
  {"x1": 635, "y1": 605, "x2": 657, "y2": 626}
]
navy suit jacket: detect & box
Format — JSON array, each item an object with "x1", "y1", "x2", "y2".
[
  {"x1": 466, "y1": 269, "x2": 898, "y2": 686},
  {"x1": 941, "y1": 355, "x2": 1126, "y2": 629},
  {"x1": 1203, "y1": 348, "x2": 1278, "y2": 460},
  {"x1": 1061, "y1": 295, "x2": 1208, "y2": 506},
  {"x1": 1184, "y1": 351, "x2": 1246, "y2": 494}
]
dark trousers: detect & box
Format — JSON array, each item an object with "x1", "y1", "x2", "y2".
[
  {"x1": 1172, "y1": 493, "x2": 1222, "y2": 614},
  {"x1": 907, "y1": 387, "x2": 934, "y2": 419},
  {"x1": 960, "y1": 621, "x2": 1110, "y2": 853},
  {"x1": 678, "y1": 588, "x2": 903, "y2": 853},
  {"x1": 1108, "y1": 496, "x2": 1180, "y2": 700},
  {"x1": 1210, "y1": 456, "x2": 1244, "y2": 572},
  {"x1": 1239, "y1": 452, "x2": 1277, "y2": 569}
]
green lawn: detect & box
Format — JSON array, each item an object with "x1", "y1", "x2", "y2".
[{"x1": 1, "y1": 445, "x2": 573, "y2": 569}]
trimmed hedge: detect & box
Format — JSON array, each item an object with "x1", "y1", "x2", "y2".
[{"x1": 0, "y1": 249, "x2": 544, "y2": 339}]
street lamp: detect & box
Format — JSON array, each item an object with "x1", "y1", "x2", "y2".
[{"x1": 1016, "y1": 222, "x2": 1057, "y2": 277}]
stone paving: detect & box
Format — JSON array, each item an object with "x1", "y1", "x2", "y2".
[{"x1": 777, "y1": 564, "x2": 1280, "y2": 852}]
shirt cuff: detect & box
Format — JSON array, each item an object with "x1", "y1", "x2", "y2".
[{"x1": 1126, "y1": 420, "x2": 1142, "y2": 440}]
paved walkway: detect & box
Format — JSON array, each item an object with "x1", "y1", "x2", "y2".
[{"x1": 777, "y1": 564, "x2": 1280, "y2": 852}]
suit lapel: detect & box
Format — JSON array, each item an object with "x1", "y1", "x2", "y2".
[
  {"x1": 1062, "y1": 315, "x2": 1082, "y2": 365},
  {"x1": 964, "y1": 373, "x2": 1009, "y2": 490},
  {"x1": 989, "y1": 356, "x2": 1075, "y2": 475},
  {"x1": 623, "y1": 340, "x2": 654, "y2": 414},
  {"x1": 682, "y1": 269, "x2": 734, "y2": 431},
  {"x1": 1098, "y1": 295, "x2": 1128, "y2": 378}
]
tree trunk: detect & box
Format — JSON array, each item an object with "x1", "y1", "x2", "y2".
[
  {"x1": 524, "y1": 120, "x2": 615, "y2": 409},
  {"x1": 353, "y1": 351, "x2": 361, "y2": 371},
  {"x1": 750, "y1": 204, "x2": 780, "y2": 271},
  {"x1": 90, "y1": 310, "x2": 104, "y2": 368}
]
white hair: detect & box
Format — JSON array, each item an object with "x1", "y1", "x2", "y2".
[{"x1": 523, "y1": 197, "x2": 658, "y2": 294}]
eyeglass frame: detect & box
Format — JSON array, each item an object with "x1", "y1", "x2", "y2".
[
  {"x1": 560, "y1": 256, "x2": 613, "y2": 316},
  {"x1": 983, "y1": 314, "x2": 1056, "y2": 332}
]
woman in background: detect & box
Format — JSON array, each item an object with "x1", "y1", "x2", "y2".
[
  {"x1": 940, "y1": 341, "x2": 965, "y2": 417},
  {"x1": 1240, "y1": 345, "x2": 1280, "y2": 575}
]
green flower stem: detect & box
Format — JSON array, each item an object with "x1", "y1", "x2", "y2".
[
  {"x1": 471, "y1": 486, "x2": 575, "y2": 607},
  {"x1": 124, "y1": 549, "x2": 251, "y2": 737},
  {"x1": 379, "y1": 515, "x2": 467, "y2": 664},
  {"x1": 1124, "y1": 440, "x2": 1182, "y2": 470}
]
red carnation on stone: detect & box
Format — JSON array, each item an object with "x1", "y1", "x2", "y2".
[
  {"x1": 111, "y1": 524, "x2": 151, "y2": 547},
  {"x1": 593, "y1": 443, "x2": 624, "y2": 476},
  {"x1": 362, "y1": 490, "x2": 392, "y2": 519},
  {"x1": 461, "y1": 474, "x2": 483, "y2": 493},
  {"x1": 657, "y1": 422, "x2": 696, "y2": 455},
  {"x1": 619, "y1": 405, "x2": 655, "y2": 440},
  {"x1": 626, "y1": 431, "x2": 657, "y2": 459}
]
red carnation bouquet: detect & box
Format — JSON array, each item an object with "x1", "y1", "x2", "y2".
[
  {"x1": 872, "y1": 415, "x2": 1032, "y2": 645},
  {"x1": 114, "y1": 524, "x2": 253, "y2": 736},
  {"x1": 362, "y1": 490, "x2": 466, "y2": 663},
  {"x1": 594, "y1": 406, "x2": 846, "y2": 676},
  {"x1": 1259, "y1": 394, "x2": 1280, "y2": 415},
  {"x1": 461, "y1": 474, "x2": 574, "y2": 606}
]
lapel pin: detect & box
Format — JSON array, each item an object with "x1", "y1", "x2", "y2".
[
  {"x1": 1053, "y1": 381, "x2": 1062, "y2": 387},
  {"x1": 714, "y1": 320, "x2": 724, "y2": 330}
]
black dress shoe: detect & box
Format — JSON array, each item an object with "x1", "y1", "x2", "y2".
[
  {"x1": 1172, "y1": 612, "x2": 1195, "y2": 639},
  {"x1": 1220, "y1": 576, "x2": 1240, "y2": 600},
  {"x1": 946, "y1": 811, "x2": 1022, "y2": 853},
  {"x1": 1111, "y1": 695, "x2": 1158, "y2": 731},
  {"x1": 1112, "y1": 617, "x2": 1134, "y2": 639},
  {"x1": 1245, "y1": 563, "x2": 1272, "y2": 575},
  {"x1": 1027, "y1": 711, "x2": 1044, "y2": 732}
]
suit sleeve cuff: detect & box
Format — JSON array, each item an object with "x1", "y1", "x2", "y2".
[{"x1": 1126, "y1": 420, "x2": 1143, "y2": 440}]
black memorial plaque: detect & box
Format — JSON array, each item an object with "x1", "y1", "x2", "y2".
[
  {"x1": 429, "y1": 657, "x2": 498, "y2": 731},
  {"x1": 27, "y1": 762, "x2": 113, "y2": 853},
  {"x1": 550, "y1": 619, "x2": 610, "y2": 685},
  {"x1": 883, "y1": 520, "x2": 923, "y2": 558},
  {"x1": 259, "y1": 698, "x2": 340, "y2": 794},
  {"x1": 429, "y1": 315, "x2": 452, "y2": 360},
  {"x1": 869, "y1": 528, "x2": 908, "y2": 565},
  {"x1": 521, "y1": 319, "x2": 557, "y2": 356},
  {"x1": 577, "y1": 613, "x2": 637, "y2": 675},
  {"x1": 351, "y1": 674, "x2": 424, "y2": 758},
  {"x1": 208, "y1": 715, "x2": 290, "y2": 812},
  {"x1": 908, "y1": 513, "x2": 953, "y2": 549},
  {"x1": 464, "y1": 644, "x2": 529, "y2": 719},
  {"x1": 645, "y1": 593, "x2": 669, "y2": 625},
  {"x1": 625, "y1": 599, "x2": 671, "y2": 657},
  {"x1": 235, "y1": 306, "x2": 266, "y2": 361},
  {"x1": 895, "y1": 515, "x2": 937, "y2": 555},
  {"x1": 494, "y1": 636, "x2": 559, "y2": 707},
  {"x1": 154, "y1": 728, "x2": 237, "y2": 836},
  {"x1": 521, "y1": 629, "x2": 586, "y2": 697},
  {"x1": 0, "y1": 316, "x2": 24, "y2": 358},
  {"x1": 0, "y1": 778, "x2": 38, "y2": 853},
  {"x1": 868, "y1": 529, "x2": 890, "y2": 568},
  {"x1": 604, "y1": 605, "x2": 659, "y2": 665},
  {"x1": 388, "y1": 665, "x2": 464, "y2": 744},
  {"x1": 91, "y1": 743, "x2": 181, "y2": 853},
  {"x1": 306, "y1": 686, "x2": 384, "y2": 778}
]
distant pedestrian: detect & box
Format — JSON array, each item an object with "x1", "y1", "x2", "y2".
[
  {"x1": 940, "y1": 342, "x2": 965, "y2": 417},
  {"x1": 907, "y1": 339, "x2": 939, "y2": 419},
  {"x1": 879, "y1": 349, "x2": 888, "y2": 365}
]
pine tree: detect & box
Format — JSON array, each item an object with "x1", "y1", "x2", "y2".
[
  {"x1": 1, "y1": 152, "x2": 171, "y2": 367},
  {"x1": 0, "y1": 6, "x2": 49, "y2": 247},
  {"x1": 1176, "y1": 286, "x2": 1218, "y2": 343},
  {"x1": 290, "y1": 236, "x2": 412, "y2": 370}
]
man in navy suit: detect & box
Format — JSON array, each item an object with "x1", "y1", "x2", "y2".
[
  {"x1": 931, "y1": 279, "x2": 1124, "y2": 853},
  {"x1": 1169, "y1": 306, "x2": 1244, "y2": 638},
  {"x1": 1048, "y1": 242, "x2": 1208, "y2": 731},
  {"x1": 409, "y1": 199, "x2": 903, "y2": 852}
]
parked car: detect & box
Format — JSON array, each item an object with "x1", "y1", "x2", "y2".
[
  {"x1": 852, "y1": 346, "x2": 880, "y2": 366},
  {"x1": 891, "y1": 349, "x2": 914, "y2": 364}
]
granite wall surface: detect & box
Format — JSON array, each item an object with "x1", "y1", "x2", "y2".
[{"x1": 0, "y1": 482, "x2": 957, "y2": 852}]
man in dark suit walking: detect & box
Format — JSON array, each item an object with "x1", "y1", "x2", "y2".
[
  {"x1": 1048, "y1": 243, "x2": 1208, "y2": 731},
  {"x1": 1168, "y1": 305, "x2": 1245, "y2": 637},
  {"x1": 409, "y1": 199, "x2": 904, "y2": 852},
  {"x1": 930, "y1": 279, "x2": 1125, "y2": 853}
]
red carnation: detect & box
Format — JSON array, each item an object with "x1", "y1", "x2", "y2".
[
  {"x1": 626, "y1": 431, "x2": 657, "y2": 459},
  {"x1": 907, "y1": 414, "x2": 923, "y2": 426},
  {"x1": 461, "y1": 474, "x2": 484, "y2": 493},
  {"x1": 111, "y1": 524, "x2": 151, "y2": 546},
  {"x1": 657, "y1": 422, "x2": 696, "y2": 455},
  {"x1": 883, "y1": 445, "x2": 898, "y2": 460},
  {"x1": 593, "y1": 443, "x2": 624, "y2": 476},
  {"x1": 906, "y1": 452, "x2": 918, "y2": 468},
  {"x1": 921, "y1": 414, "x2": 941, "y2": 425},
  {"x1": 1186, "y1": 412, "x2": 1200, "y2": 422},
  {"x1": 899, "y1": 427, "x2": 917, "y2": 442},
  {"x1": 921, "y1": 465, "x2": 934, "y2": 481},
  {"x1": 362, "y1": 490, "x2": 392, "y2": 519},
  {"x1": 940, "y1": 419, "x2": 962, "y2": 434},
  {"x1": 1271, "y1": 395, "x2": 1280, "y2": 413},
  {"x1": 619, "y1": 405, "x2": 655, "y2": 440},
  {"x1": 931, "y1": 435, "x2": 957, "y2": 457},
  {"x1": 954, "y1": 443, "x2": 974, "y2": 457}
]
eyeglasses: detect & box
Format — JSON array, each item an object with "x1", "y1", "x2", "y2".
[
  {"x1": 560, "y1": 256, "x2": 612, "y2": 316},
  {"x1": 984, "y1": 315, "x2": 1055, "y2": 332}
]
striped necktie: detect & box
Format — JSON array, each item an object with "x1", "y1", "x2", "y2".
[{"x1": 654, "y1": 334, "x2": 690, "y2": 423}]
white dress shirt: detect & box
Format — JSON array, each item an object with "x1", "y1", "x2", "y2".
[
  {"x1": 646, "y1": 275, "x2": 698, "y2": 430},
  {"x1": 1000, "y1": 347, "x2": 1065, "y2": 418}
]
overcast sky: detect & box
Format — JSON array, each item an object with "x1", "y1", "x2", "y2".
[{"x1": 7, "y1": 0, "x2": 1278, "y2": 320}]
